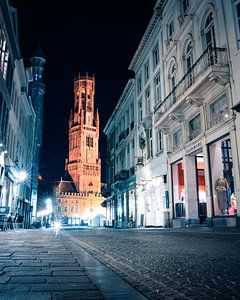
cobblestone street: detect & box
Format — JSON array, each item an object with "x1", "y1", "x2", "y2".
[{"x1": 64, "y1": 227, "x2": 240, "y2": 300}]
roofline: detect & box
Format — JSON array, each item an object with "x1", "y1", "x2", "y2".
[{"x1": 128, "y1": 0, "x2": 165, "y2": 71}]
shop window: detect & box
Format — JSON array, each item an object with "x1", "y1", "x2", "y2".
[
  {"x1": 129, "y1": 190, "x2": 135, "y2": 222},
  {"x1": 172, "y1": 160, "x2": 185, "y2": 217},
  {"x1": 210, "y1": 95, "x2": 228, "y2": 127},
  {"x1": 209, "y1": 137, "x2": 236, "y2": 216},
  {"x1": 189, "y1": 114, "x2": 201, "y2": 141}
]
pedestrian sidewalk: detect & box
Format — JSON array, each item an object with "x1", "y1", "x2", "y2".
[
  {"x1": 130, "y1": 225, "x2": 240, "y2": 236},
  {"x1": 0, "y1": 229, "x2": 146, "y2": 300}
]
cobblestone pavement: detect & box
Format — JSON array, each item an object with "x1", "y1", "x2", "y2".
[
  {"x1": 0, "y1": 229, "x2": 104, "y2": 300},
  {"x1": 64, "y1": 227, "x2": 240, "y2": 300}
]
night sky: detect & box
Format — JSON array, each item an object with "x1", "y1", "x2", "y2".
[{"x1": 11, "y1": 0, "x2": 156, "y2": 186}]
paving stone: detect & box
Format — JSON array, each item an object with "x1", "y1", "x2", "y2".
[
  {"x1": 9, "y1": 270, "x2": 52, "y2": 276},
  {"x1": 42, "y1": 266, "x2": 84, "y2": 271},
  {"x1": 31, "y1": 282, "x2": 97, "y2": 291},
  {"x1": 47, "y1": 276, "x2": 90, "y2": 283},
  {"x1": 4, "y1": 266, "x2": 42, "y2": 272},
  {"x1": 9, "y1": 276, "x2": 46, "y2": 284},
  {"x1": 52, "y1": 270, "x2": 86, "y2": 276},
  {"x1": 54, "y1": 290, "x2": 104, "y2": 299},
  {"x1": 0, "y1": 292, "x2": 52, "y2": 300}
]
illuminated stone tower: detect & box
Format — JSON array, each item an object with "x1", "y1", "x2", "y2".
[{"x1": 66, "y1": 73, "x2": 101, "y2": 193}]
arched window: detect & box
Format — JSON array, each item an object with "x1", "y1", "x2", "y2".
[
  {"x1": 185, "y1": 40, "x2": 193, "y2": 86},
  {"x1": 203, "y1": 12, "x2": 216, "y2": 64},
  {"x1": 169, "y1": 62, "x2": 176, "y2": 104}
]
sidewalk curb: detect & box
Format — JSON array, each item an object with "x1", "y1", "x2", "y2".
[{"x1": 61, "y1": 230, "x2": 147, "y2": 300}]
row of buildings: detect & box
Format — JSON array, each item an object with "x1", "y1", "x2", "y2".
[
  {"x1": 0, "y1": 0, "x2": 45, "y2": 227},
  {"x1": 103, "y1": 0, "x2": 240, "y2": 228}
]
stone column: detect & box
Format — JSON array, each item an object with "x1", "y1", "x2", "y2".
[
  {"x1": 202, "y1": 141, "x2": 213, "y2": 219},
  {"x1": 183, "y1": 155, "x2": 199, "y2": 223}
]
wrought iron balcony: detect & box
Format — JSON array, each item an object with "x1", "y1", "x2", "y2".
[{"x1": 154, "y1": 48, "x2": 229, "y2": 120}]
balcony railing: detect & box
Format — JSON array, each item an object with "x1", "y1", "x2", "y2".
[{"x1": 154, "y1": 48, "x2": 228, "y2": 114}]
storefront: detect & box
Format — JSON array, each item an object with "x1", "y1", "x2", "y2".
[
  {"x1": 208, "y1": 135, "x2": 236, "y2": 217},
  {"x1": 113, "y1": 177, "x2": 136, "y2": 228},
  {"x1": 172, "y1": 160, "x2": 185, "y2": 218}
]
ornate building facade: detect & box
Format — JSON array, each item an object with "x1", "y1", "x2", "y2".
[{"x1": 54, "y1": 74, "x2": 105, "y2": 226}]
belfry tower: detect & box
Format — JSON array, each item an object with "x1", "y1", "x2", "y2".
[{"x1": 66, "y1": 73, "x2": 101, "y2": 193}]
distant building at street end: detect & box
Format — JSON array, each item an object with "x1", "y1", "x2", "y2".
[{"x1": 53, "y1": 74, "x2": 106, "y2": 226}]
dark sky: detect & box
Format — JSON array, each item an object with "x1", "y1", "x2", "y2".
[{"x1": 11, "y1": 0, "x2": 156, "y2": 184}]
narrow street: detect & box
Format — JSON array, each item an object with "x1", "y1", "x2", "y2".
[
  {"x1": 1, "y1": 228, "x2": 240, "y2": 299},
  {"x1": 64, "y1": 227, "x2": 240, "y2": 300}
]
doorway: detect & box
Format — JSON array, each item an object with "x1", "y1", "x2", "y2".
[{"x1": 195, "y1": 154, "x2": 207, "y2": 223}]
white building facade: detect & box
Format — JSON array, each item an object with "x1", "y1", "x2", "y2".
[
  {"x1": 128, "y1": 4, "x2": 169, "y2": 227},
  {"x1": 105, "y1": 0, "x2": 240, "y2": 228},
  {"x1": 104, "y1": 80, "x2": 137, "y2": 228},
  {"x1": 152, "y1": 0, "x2": 240, "y2": 227}
]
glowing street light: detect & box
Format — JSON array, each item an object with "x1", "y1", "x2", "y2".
[{"x1": 17, "y1": 171, "x2": 28, "y2": 182}]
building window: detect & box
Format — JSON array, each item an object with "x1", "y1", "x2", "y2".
[
  {"x1": 184, "y1": 40, "x2": 193, "y2": 86},
  {"x1": 147, "y1": 127, "x2": 153, "y2": 159},
  {"x1": 154, "y1": 73, "x2": 161, "y2": 104},
  {"x1": 137, "y1": 76, "x2": 142, "y2": 95},
  {"x1": 233, "y1": 0, "x2": 240, "y2": 43},
  {"x1": 167, "y1": 20, "x2": 174, "y2": 40},
  {"x1": 144, "y1": 61, "x2": 149, "y2": 83},
  {"x1": 145, "y1": 87, "x2": 151, "y2": 114},
  {"x1": 204, "y1": 12, "x2": 216, "y2": 63},
  {"x1": 0, "y1": 30, "x2": 9, "y2": 80},
  {"x1": 153, "y1": 45, "x2": 159, "y2": 69},
  {"x1": 210, "y1": 94, "x2": 228, "y2": 127},
  {"x1": 182, "y1": 0, "x2": 190, "y2": 14},
  {"x1": 157, "y1": 131, "x2": 164, "y2": 153},
  {"x1": 173, "y1": 129, "x2": 182, "y2": 149},
  {"x1": 64, "y1": 207, "x2": 68, "y2": 212},
  {"x1": 138, "y1": 99, "x2": 143, "y2": 123},
  {"x1": 86, "y1": 136, "x2": 93, "y2": 147},
  {"x1": 189, "y1": 114, "x2": 201, "y2": 141},
  {"x1": 169, "y1": 62, "x2": 176, "y2": 103}
]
